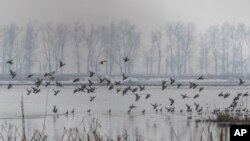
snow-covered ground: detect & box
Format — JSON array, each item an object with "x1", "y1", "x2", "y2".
[{"x1": 0, "y1": 85, "x2": 248, "y2": 140}]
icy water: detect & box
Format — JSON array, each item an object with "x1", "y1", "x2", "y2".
[{"x1": 0, "y1": 86, "x2": 248, "y2": 140}]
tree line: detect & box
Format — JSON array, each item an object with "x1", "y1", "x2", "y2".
[{"x1": 1, "y1": 21, "x2": 250, "y2": 76}]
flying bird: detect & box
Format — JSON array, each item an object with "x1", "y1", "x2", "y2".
[
  {"x1": 181, "y1": 94, "x2": 189, "y2": 99},
  {"x1": 9, "y1": 69, "x2": 17, "y2": 79},
  {"x1": 239, "y1": 78, "x2": 245, "y2": 85},
  {"x1": 27, "y1": 74, "x2": 34, "y2": 78},
  {"x1": 6, "y1": 59, "x2": 13, "y2": 65},
  {"x1": 193, "y1": 94, "x2": 199, "y2": 99},
  {"x1": 100, "y1": 60, "x2": 107, "y2": 64},
  {"x1": 139, "y1": 85, "x2": 145, "y2": 91},
  {"x1": 145, "y1": 94, "x2": 151, "y2": 99},
  {"x1": 170, "y1": 77, "x2": 175, "y2": 85},
  {"x1": 177, "y1": 83, "x2": 182, "y2": 89},
  {"x1": 169, "y1": 98, "x2": 174, "y2": 106},
  {"x1": 53, "y1": 89, "x2": 60, "y2": 96},
  {"x1": 7, "y1": 84, "x2": 12, "y2": 89},
  {"x1": 59, "y1": 61, "x2": 66, "y2": 67},
  {"x1": 135, "y1": 94, "x2": 140, "y2": 102},
  {"x1": 122, "y1": 73, "x2": 128, "y2": 80},
  {"x1": 56, "y1": 81, "x2": 63, "y2": 87},
  {"x1": 53, "y1": 105, "x2": 58, "y2": 114},
  {"x1": 26, "y1": 88, "x2": 32, "y2": 95},
  {"x1": 73, "y1": 78, "x2": 80, "y2": 82},
  {"x1": 89, "y1": 71, "x2": 95, "y2": 77},
  {"x1": 197, "y1": 75, "x2": 204, "y2": 80},
  {"x1": 123, "y1": 56, "x2": 129, "y2": 62},
  {"x1": 89, "y1": 96, "x2": 96, "y2": 102}
]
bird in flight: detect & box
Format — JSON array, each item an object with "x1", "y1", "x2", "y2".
[
  {"x1": 100, "y1": 60, "x2": 107, "y2": 64},
  {"x1": 27, "y1": 74, "x2": 34, "y2": 78},
  {"x1": 9, "y1": 69, "x2": 17, "y2": 79},
  {"x1": 89, "y1": 96, "x2": 96, "y2": 102},
  {"x1": 6, "y1": 59, "x2": 13, "y2": 65},
  {"x1": 239, "y1": 78, "x2": 245, "y2": 85},
  {"x1": 59, "y1": 61, "x2": 66, "y2": 68},
  {"x1": 123, "y1": 56, "x2": 129, "y2": 62}
]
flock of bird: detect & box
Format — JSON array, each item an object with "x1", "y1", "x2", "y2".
[{"x1": 5, "y1": 57, "x2": 250, "y2": 118}]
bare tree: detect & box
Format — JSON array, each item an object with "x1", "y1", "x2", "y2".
[
  {"x1": 1, "y1": 24, "x2": 20, "y2": 73},
  {"x1": 55, "y1": 23, "x2": 68, "y2": 74},
  {"x1": 151, "y1": 29, "x2": 162, "y2": 75},
  {"x1": 41, "y1": 22, "x2": 54, "y2": 72},
  {"x1": 22, "y1": 22, "x2": 38, "y2": 74},
  {"x1": 72, "y1": 22, "x2": 85, "y2": 74}
]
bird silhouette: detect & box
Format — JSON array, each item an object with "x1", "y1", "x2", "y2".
[
  {"x1": 169, "y1": 98, "x2": 174, "y2": 106},
  {"x1": 197, "y1": 107, "x2": 203, "y2": 113},
  {"x1": 197, "y1": 75, "x2": 204, "y2": 80},
  {"x1": 108, "y1": 85, "x2": 114, "y2": 90},
  {"x1": 132, "y1": 88, "x2": 137, "y2": 93},
  {"x1": 73, "y1": 78, "x2": 80, "y2": 82},
  {"x1": 193, "y1": 94, "x2": 199, "y2": 99},
  {"x1": 243, "y1": 92, "x2": 249, "y2": 97},
  {"x1": 123, "y1": 56, "x2": 129, "y2": 62},
  {"x1": 145, "y1": 94, "x2": 150, "y2": 99},
  {"x1": 88, "y1": 79, "x2": 93, "y2": 86},
  {"x1": 89, "y1": 71, "x2": 95, "y2": 77},
  {"x1": 142, "y1": 109, "x2": 145, "y2": 114},
  {"x1": 98, "y1": 77, "x2": 105, "y2": 83},
  {"x1": 122, "y1": 86, "x2": 131, "y2": 95},
  {"x1": 87, "y1": 109, "x2": 91, "y2": 113},
  {"x1": 56, "y1": 81, "x2": 63, "y2": 87},
  {"x1": 59, "y1": 61, "x2": 66, "y2": 67},
  {"x1": 177, "y1": 83, "x2": 182, "y2": 88},
  {"x1": 139, "y1": 85, "x2": 145, "y2": 91},
  {"x1": 26, "y1": 88, "x2": 32, "y2": 95},
  {"x1": 45, "y1": 82, "x2": 50, "y2": 87},
  {"x1": 100, "y1": 60, "x2": 107, "y2": 64},
  {"x1": 115, "y1": 81, "x2": 121, "y2": 86},
  {"x1": 181, "y1": 94, "x2": 189, "y2": 99},
  {"x1": 9, "y1": 69, "x2": 17, "y2": 79},
  {"x1": 35, "y1": 78, "x2": 43, "y2": 87},
  {"x1": 151, "y1": 103, "x2": 161, "y2": 109},
  {"x1": 161, "y1": 80, "x2": 167, "y2": 90},
  {"x1": 65, "y1": 110, "x2": 68, "y2": 117},
  {"x1": 89, "y1": 96, "x2": 96, "y2": 102},
  {"x1": 7, "y1": 84, "x2": 12, "y2": 89},
  {"x1": 53, "y1": 105, "x2": 58, "y2": 114},
  {"x1": 122, "y1": 73, "x2": 128, "y2": 80},
  {"x1": 129, "y1": 104, "x2": 136, "y2": 110},
  {"x1": 27, "y1": 74, "x2": 34, "y2": 78},
  {"x1": 170, "y1": 77, "x2": 175, "y2": 85},
  {"x1": 194, "y1": 102, "x2": 199, "y2": 110},
  {"x1": 199, "y1": 87, "x2": 204, "y2": 92},
  {"x1": 189, "y1": 82, "x2": 198, "y2": 89},
  {"x1": 135, "y1": 94, "x2": 140, "y2": 102},
  {"x1": 223, "y1": 93, "x2": 230, "y2": 98},
  {"x1": 116, "y1": 88, "x2": 121, "y2": 93},
  {"x1": 218, "y1": 92, "x2": 223, "y2": 97},
  {"x1": 32, "y1": 87, "x2": 40, "y2": 94},
  {"x1": 53, "y1": 89, "x2": 60, "y2": 96},
  {"x1": 239, "y1": 78, "x2": 245, "y2": 85},
  {"x1": 71, "y1": 109, "x2": 75, "y2": 115},
  {"x1": 6, "y1": 59, "x2": 13, "y2": 65}
]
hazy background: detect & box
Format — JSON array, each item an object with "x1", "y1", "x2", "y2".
[
  {"x1": 1, "y1": 0, "x2": 250, "y2": 36},
  {"x1": 0, "y1": 0, "x2": 250, "y2": 75}
]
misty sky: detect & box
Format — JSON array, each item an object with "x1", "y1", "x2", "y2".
[{"x1": 1, "y1": 0, "x2": 250, "y2": 32}]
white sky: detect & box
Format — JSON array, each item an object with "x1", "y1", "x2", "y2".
[{"x1": 0, "y1": 0, "x2": 249, "y2": 31}]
